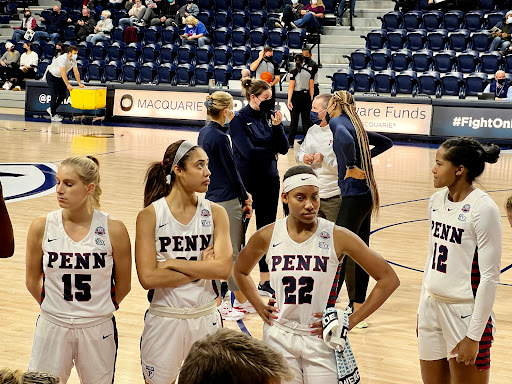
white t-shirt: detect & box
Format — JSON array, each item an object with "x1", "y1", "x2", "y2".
[
  {"x1": 295, "y1": 123, "x2": 340, "y2": 198},
  {"x1": 20, "y1": 51, "x2": 38, "y2": 69},
  {"x1": 47, "y1": 53, "x2": 76, "y2": 78}
]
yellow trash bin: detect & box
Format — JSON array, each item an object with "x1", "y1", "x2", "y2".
[{"x1": 70, "y1": 87, "x2": 107, "y2": 110}]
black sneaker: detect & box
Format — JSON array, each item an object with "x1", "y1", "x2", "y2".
[{"x1": 257, "y1": 280, "x2": 275, "y2": 297}]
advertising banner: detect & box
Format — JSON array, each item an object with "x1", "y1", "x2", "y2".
[
  {"x1": 432, "y1": 105, "x2": 512, "y2": 139},
  {"x1": 355, "y1": 101, "x2": 432, "y2": 135}
]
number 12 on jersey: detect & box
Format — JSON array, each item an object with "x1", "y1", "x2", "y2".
[{"x1": 431, "y1": 242, "x2": 448, "y2": 273}]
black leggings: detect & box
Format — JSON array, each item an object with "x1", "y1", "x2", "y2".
[
  {"x1": 245, "y1": 176, "x2": 280, "y2": 274},
  {"x1": 336, "y1": 192, "x2": 372, "y2": 304},
  {"x1": 46, "y1": 72, "x2": 68, "y2": 116}
]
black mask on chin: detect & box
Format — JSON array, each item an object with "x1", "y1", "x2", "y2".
[
  {"x1": 258, "y1": 99, "x2": 273, "y2": 114},
  {"x1": 304, "y1": 56, "x2": 310, "y2": 63}
]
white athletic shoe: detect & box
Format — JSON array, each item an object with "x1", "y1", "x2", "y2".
[
  {"x1": 46, "y1": 107, "x2": 52, "y2": 117},
  {"x1": 217, "y1": 301, "x2": 245, "y2": 321},
  {"x1": 51, "y1": 114, "x2": 63, "y2": 122},
  {"x1": 354, "y1": 320, "x2": 368, "y2": 329},
  {"x1": 233, "y1": 299, "x2": 257, "y2": 314},
  {"x1": 3, "y1": 81, "x2": 12, "y2": 90}
]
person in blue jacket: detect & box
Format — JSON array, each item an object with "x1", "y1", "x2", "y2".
[
  {"x1": 198, "y1": 91, "x2": 255, "y2": 321},
  {"x1": 229, "y1": 78, "x2": 289, "y2": 297},
  {"x1": 327, "y1": 90, "x2": 393, "y2": 328},
  {"x1": 181, "y1": 15, "x2": 211, "y2": 47}
]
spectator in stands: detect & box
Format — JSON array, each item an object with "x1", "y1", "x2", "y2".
[
  {"x1": 11, "y1": 9, "x2": 36, "y2": 43},
  {"x1": 272, "y1": 0, "x2": 304, "y2": 30},
  {"x1": 45, "y1": 45, "x2": 85, "y2": 122},
  {"x1": 427, "y1": 0, "x2": 477, "y2": 12},
  {"x1": 336, "y1": 0, "x2": 356, "y2": 26},
  {"x1": 181, "y1": 16, "x2": 211, "y2": 47},
  {"x1": 0, "y1": 42, "x2": 20, "y2": 91},
  {"x1": 75, "y1": 7, "x2": 96, "y2": 42},
  {"x1": 490, "y1": 10, "x2": 512, "y2": 53},
  {"x1": 33, "y1": 5, "x2": 72, "y2": 44},
  {"x1": 176, "y1": 0, "x2": 200, "y2": 28},
  {"x1": 151, "y1": 0, "x2": 180, "y2": 27},
  {"x1": 302, "y1": 46, "x2": 319, "y2": 97},
  {"x1": 118, "y1": 0, "x2": 146, "y2": 27},
  {"x1": 249, "y1": 46, "x2": 280, "y2": 110},
  {"x1": 13, "y1": 42, "x2": 38, "y2": 91},
  {"x1": 287, "y1": 53, "x2": 314, "y2": 147},
  {"x1": 52, "y1": 42, "x2": 65, "y2": 62},
  {"x1": 393, "y1": 0, "x2": 416, "y2": 13},
  {"x1": 290, "y1": 0, "x2": 325, "y2": 32},
  {"x1": 241, "y1": 68, "x2": 251, "y2": 79},
  {"x1": 136, "y1": 0, "x2": 170, "y2": 27},
  {"x1": 483, "y1": 70, "x2": 512, "y2": 100},
  {"x1": 0, "y1": 181, "x2": 14, "y2": 259},
  {"x1": 179, "y1": 328, "x2": 293, "y2": 384},
  {"x1": 86, "y1": 10, "x2": 114, "y2": 44}
]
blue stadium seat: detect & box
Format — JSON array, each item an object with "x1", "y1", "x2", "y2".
[
  {"x1": 391, "y1": 48, "x2": 412, "y2": 71},
  {"x1": 471, "y1": 31, "x2": 491, "y2": 53},
  {"x1": 121, "y1": 61, "x2": 141, "y2": 83},
  {"x1": 371, "y1": 49, "x2": 392, "y2": 71},
  {"x1": 70, "y1": 59, "x2": 88, "y2": 80},
  {"x1": 478, "y1": 0, "x2": 495, "y2": 13},
  {"x1": 456, "y1": 50, "x2": 479, "y2": 74},
  {"x1": 91, "y1": 42, "x2": 109, "y2": 61},
  {"x1": 364, "y1": 29, "x2": 387, "y2": 50},
  {"x1": 232, "y1": 45, "x2": 251, "y2": 66},
  {"x1": 448, "y1": 29, "x2": 471, "y2": 52},
  {"x1": 214, "y1": 0, "x2": 232, "y2": 12},
  {"x1": 249, "y1": 10, "x2": 268, "y2": 29},
  {"x1": 418, "y1": 71, "x2": 441, "y2": 97},
  {"x1": 213, "y1": 45, "x2": 233, "y2": 66},
  {"x1": 110, "y1": 27, "x2": 124, "y2": 43},
  {"x1": 232, "y1": 27, "x2": 251, "y2": 47},
  {"x1": 232, "y1": 65, "x2": 249, "y2": 80},
  {"x1": 104, "y1": 60, "x2": 123, "y2": 82},
  {"x1": 272, "y1": 46, "x2": 289, "y2": 67},
  {"x1": 232, "y1": 0, "x2": 249, "y2": 11},
  {"x1": 479, "y1": 51, "x2": 502, "y2": 74},
  {"x1": 198, "y1": 10, "x2": 215, "y2": 30},
  {"x1": 140, "y1": 62, "x2": 159, "y2": 84},
  {"x1": 443, "y1": 10, "x2": 464, "y2": 32},
  {"x1": 328, "y1": 67, "x2": 354, "y2": 93},
  {"x1": 251, "y1": 46, "x2": 263, "y2": 62},
  {"x1": 441, "y1": 72, "x2": 465, "y2": 98},
  {"x1": 406, "y1": 29, "x2": 427, "y2": 51},
  {"x1": 213, "y1": 27, "x2": 233, "y2": 46},
  {"x1": 175, "y1": 63, "x2": 196, "y2": 85},
  {"x1": 412, "y1": 49, "x2": 434, "y2": 72},
  {"x1": 346, "y1": 48, "x2": 371, "y2": 70},
  {"x1": 353, "y1": 69, "x2": 375, "y2": 92},
  {"x1": 434, "y1": 50, "x2": 456, "y2": 72},
  {"x1": 403, "y1": 11, "x2": 422, "y2": 32},
  {"x1": 233, "y1": 10, "x2": 250, "y2": 28},
  {"x1": 249, "y1": 0, "x2": 266, "y2": 12},
  {"x1": 141, "y1": 44, "x2": 160, "y2": 64},
  {"x1": 417, "y1": 0, "x2": 429, "y2": 11},
  {"x1": 156, "y1": 62, "x2": 177, "y2": 84},
  {"x1": 464, "y1": 72, "x2": 489, "y2": 97},
  {"x1": 464, "y1": 10, "x2": 485, "y2": 32},
  {"x1": 123, "y1": 42, "x2": 143, "y2": 64},
  {"x1": 505, "y1": 54, "x2": 512, "y2": 73},
  {"x1": 396, "y1": 70, "x2": 418, "y2": 95},
  {"x1": 250, "y1": 27, "x2": 268, "y2": 47},
  {"x1": 486, "y1": 11, "x2": 505, "y2": 30},
  {"x1": 378, "y1": 11, "x2": 403, "y2": 32},
  {"x1": 268, "y1": 28, "x2": 287, "y2": 48},
  {"x1": 213, "y1": 64, "x2": 233, "y2": 86},
  {"x1": 195, "y1": 63, "x2": 214, "y2": 85},
  {"x1": 162, "y1": 26, "x2": 179, "y2": 45},
  {"x1": 143, "y1": 26, "x2": 162, "y2": 45},
  {"x1": 375, "y1": 69, "x2": 396, "y2": 95},
  {"x1": 85, "y1": 60, "x2": 106, "y2": 82},
  {"x1": 198, "y1": 0, "x2": 214, "y2": 10},
  {"x1": 42, "y1": 42, "x2": 56, "y2": 61},
  {"x1": 387, "y1": 29, "x2": 407, "y2": 51},
  {"x1": 107, "y1": 42, "x2": 125, "y2": 62},
  {"x1": 215, "y1": 10, "x2": 232, "y2": 28},
  {"x1": 422, "y1": 10, "x2": 443, "y2": 32},
  {"x1": 268, "y1": 0, "x2": 285, "y2": 11},
  {"x1": 35, "y1": 61, "x2": 50, "y2": 80},
  {"x1": 177, "y1": 44, "x2": 197, "y2": 65},
  {"x1": 287, "y1": 28, "x2": 306, "y2": 49},
  {"x1": 427, "y1": 29, "x2": 448, "y2": 51},
  {"x1": 196, "y1": 45, "x2": 214, "y2": 66},
  {"x1": 159, "y1": 44, "x2": 178, "y2": 64}
]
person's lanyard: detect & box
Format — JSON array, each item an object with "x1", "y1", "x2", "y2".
[{"x1": 496, "y1": 85, "x2": 506, "y2": 98}]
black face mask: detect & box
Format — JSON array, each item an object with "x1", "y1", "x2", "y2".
[
  {"x1": 25, "y1": 13, "x2": 31, "y2": 18},
  {"x1": 303, "y1": 57, "x2": 310, "y2": 64},
  {"x1": 53, "y1": 10, "x2": 59, "y2": 15},
  {"x1": 497, "y1": 78, "x2": 506, "y2": 85},
  {"x1": 325, "y1": 111, "x2": 331, "y2": 124},
  {"x1": 258, "y1": 98, "x2": 273, "y2": 113}
]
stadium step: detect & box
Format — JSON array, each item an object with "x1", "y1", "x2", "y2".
[{"x1": 0, "y1": 89, "x2": 25, "y2": 109}]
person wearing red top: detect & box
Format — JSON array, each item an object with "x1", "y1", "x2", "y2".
[{"x1": 290, "y1": 0, "x2": 325, "y2": 31}]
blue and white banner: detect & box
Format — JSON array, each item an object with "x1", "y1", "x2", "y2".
[{"x1": 0, "y1": 163, "x2": 57, "y2": 203}]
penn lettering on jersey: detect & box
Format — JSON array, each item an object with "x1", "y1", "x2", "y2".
[
  {"x1": 271, "y1": 255, "x2": 329, "y2": 272},
  {"x1": 431, "y1": 221, "x2": 464, "y2": 244},
  {"x1": 158, "y1": 234, "x2": 212, "y2": 253},
  {"x1": 47, "y1": 252, "x2": 107, "y2": 269}
]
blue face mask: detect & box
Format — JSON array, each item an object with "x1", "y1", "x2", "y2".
[
  {"x1": 310, "y1": 110, "x2": 325, "y2": 125},
  {"x1": 100, "y1": 15, "x2": 105, "y2": 20}
]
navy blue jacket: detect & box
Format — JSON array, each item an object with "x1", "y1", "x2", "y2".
[
  {"x1": 45, "y1": 12, "x2": 69, "y2": 34},
  {"x1": 198, "y1": 121, "x2": 249, "y2": 203},
  {"x1": 229, "y1": 105, "x2": 289, "y2": 182},
  {"x1": 330, "y1": 114, "x2": 393, "y2": 197}
]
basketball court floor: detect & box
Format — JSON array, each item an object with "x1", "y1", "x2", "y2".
[{"x1": 1, "y1": 117, "x2": 512, "y2": 383}]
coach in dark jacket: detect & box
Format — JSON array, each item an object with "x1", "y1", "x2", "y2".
[
  {"x1": 75, "y1": 7, "x2": 96, "y2": 42},
  {"x1": 33, "y1": 5, "x2": 71, "y2": 43}
]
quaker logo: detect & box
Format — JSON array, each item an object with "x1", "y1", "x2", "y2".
[
  {"x1": 320, "y1": 231, "x2": 330, "y2": 239},
  {"x1": 0, "y1": 163, "x2": 58, "y2": 203},
  {"x1": 461, "y1": 204, "x2": 470, "y2": 213},
  {"x1": 458, "y1": 214, "x2": 467, "y2": 222},
  {"x1": 95, "y1": 226, "x2": 106, "y2": 236},
  {"x1": 318, "y1": 241, "x2": 329, "y2": 250},
  {"x1": 201, "y1": 219, "x2": 211, "y2": 227},
  {"x1": 201, "y1": 209, "x2": 211, "y2": 217},
  {"x1": 120, "y1": 94, "x2": 134, "y2": 112},
  {"x1": 95, "y1": 238, "x2": 105, "y2": 246},
  {"x1": 145, "y1": 365, "x2": 155, "y2": 379}
]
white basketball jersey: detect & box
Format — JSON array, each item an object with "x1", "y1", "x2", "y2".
[
  {"x1": 41, "y1": 209, "x2": 116, "y2": 324},
  {"x1": 150, "y1": 196, "x2": 216, "y2": 308},
  {"x1": 424, "y1": 188, "x2": 500, "y2": 301},
  {"x1": 267, "y1": 217, "x2": 340, "y2": 330}
]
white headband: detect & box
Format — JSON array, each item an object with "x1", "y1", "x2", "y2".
[
  {"x1": 165, "y1": 140, "x2": 196, "y2": 185},
  {"x1": 283, "y1": 173, "x2": 319, "y2": 193}
]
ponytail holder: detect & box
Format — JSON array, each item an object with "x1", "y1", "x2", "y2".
[
  {"x1": 165, "y1": 174, "x2": 172, "y2": 185},
  {"x1": 161, "y1": 160, "x2": 164, "y2": 165},
  {"x1": 204, "y1": 97, "x2": 214, "y2": 109}
]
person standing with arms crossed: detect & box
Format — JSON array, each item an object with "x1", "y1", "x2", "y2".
[
  {"x1": 250, "y1": 46, "x2": 281, "y2": 110},
  {"x1": 229, "y1": 78, "x2": 289, "y2": 297},
  {"x1": 327, "y1": 90, "x2": 393, "y2": 327},
  {"x1": 45, "y1": 45, "x2": 85, "y2": 122}
]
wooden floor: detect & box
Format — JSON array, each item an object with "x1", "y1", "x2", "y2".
[{"x1": 1, "y1": 118, "x2": 512, "y2": 384}]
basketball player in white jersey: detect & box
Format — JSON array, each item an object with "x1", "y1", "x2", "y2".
[
  {"x1": 25, "y1": 156, "x2": 132, "y2": 384},
  {"x1": 135, "y1": 140, "x2": 232, "y2": 384},
  {"x1": 233, "y1": 165, "x2": 399, "y2": 383},
  {"x1": 418, "y1": 137, "x2": 501, "y2": 384}
]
